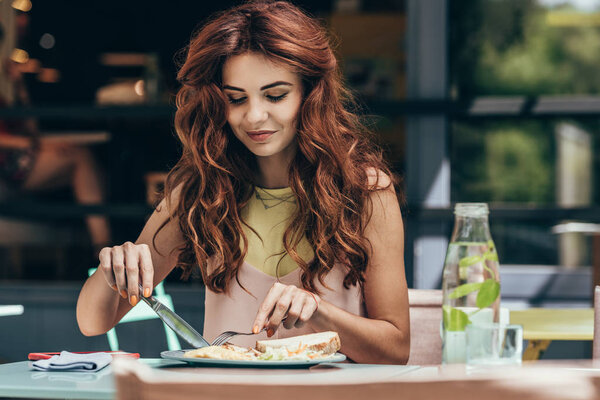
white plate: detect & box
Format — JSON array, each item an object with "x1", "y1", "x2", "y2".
[{"x1": 161, "y1": 350, "x2": 346, "y2": 368}]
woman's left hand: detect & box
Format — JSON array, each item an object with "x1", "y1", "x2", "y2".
[{"x1": 252, "y1": 282, "x2": 320, "y2": 337}]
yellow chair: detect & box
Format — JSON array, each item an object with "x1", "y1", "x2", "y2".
[{"x1": 87, "y1": 268, "x2": 181, "y2": 351}]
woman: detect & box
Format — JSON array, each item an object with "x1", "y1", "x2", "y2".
[{"x1": 77, "y1": 1, "x2": 409, "y2": 364}]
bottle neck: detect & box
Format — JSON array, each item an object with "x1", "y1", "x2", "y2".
[{"x1": 450, "y1": 215, "x2": 492, "y2": 243}]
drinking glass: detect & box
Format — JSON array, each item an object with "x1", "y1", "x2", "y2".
[{"x1": 466, "y1": 323, "x2": 523, "y2": 367}]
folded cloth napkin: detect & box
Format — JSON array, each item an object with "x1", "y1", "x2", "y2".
[{"x1": 32, "y1": 351, "x2": 112, "y2": 372}]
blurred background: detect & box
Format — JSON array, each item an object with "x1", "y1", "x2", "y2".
[{"x1": 0, "y1": 0, "x2": 599, "y2": 361}]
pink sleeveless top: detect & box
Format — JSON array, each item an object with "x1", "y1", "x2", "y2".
[{"x1": 203, "y1": 259, "x2": 365, "y2": 347}]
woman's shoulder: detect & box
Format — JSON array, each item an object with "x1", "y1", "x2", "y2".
[
  {"x1": 154, "y1": 182, "x2": 185, "y2": 216},
  {"x1": 365, "y1": 167, "x2": 393, "y2": 191}
]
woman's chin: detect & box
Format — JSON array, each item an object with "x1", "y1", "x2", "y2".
[{"x1": 245, "y1": 144, "x2": 279, "y2": 158}]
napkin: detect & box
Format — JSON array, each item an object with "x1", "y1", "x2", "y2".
[
  {"x1": 32, "y1": 351, "x2": 112, "y2": 372},
  {"x1": 31, "y1": 367, "x2": 112, "y2": 382}
]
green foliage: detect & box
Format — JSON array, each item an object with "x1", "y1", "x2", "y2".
[
  {"x1": 444, "y1": 251, "x2": 501, "y2": 331},
  {"x1": 448, "y1": 282, "x2": 483, "y2": 299},
  {"x1": 458, "y1": 255, "x2": 483, "y2": 269},
  {"x1": 451, "y1": 120, "x2": 554, "y2": 203},
  {"x1": 476, "y1": 279, "x2": 501, "y2": 309},
  {"x1": 450, "y1": 1, "x2": 600, "y2": 207},
  {"x1": 443, "y1": 305, "x2": 472, "y2": 331},
  {"x1": 484, "y1": 240, "x2": 498, "y2": 261},
  {"x1": 485, "y1": 127, "x2": 553, "y2": 202},
  {"x1": 453, "y1": 0, "x2": 600, "y2": 96}
]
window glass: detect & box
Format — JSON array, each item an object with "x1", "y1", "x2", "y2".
[
  {"x1": 451, "y1": 0, "x2": 600, "y2": 97},
  {"x1": 450, "y1": 0, "x2": 600, "y2": 266}
]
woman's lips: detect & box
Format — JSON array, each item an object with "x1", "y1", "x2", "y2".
[{"x1": 247, "y1": 130, "x2": 276, "y2": 142}]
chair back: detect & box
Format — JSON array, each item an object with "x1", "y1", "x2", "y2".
[
  {"x1": 113, "y1": 356, "x2": 578, "y2": 400},
  {"x1": 407, "y1": 289, "x2": 443, "y2": 365},
  {"x1": 594, "y1": 285, "x2": 600, "y2": 360},
  {"x1": 87, "y1": 268, "x2": 181, "y2": 351}
]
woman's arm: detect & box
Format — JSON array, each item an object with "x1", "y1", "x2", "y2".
[
  {"x1": 253, "y1": 175, "x2": 410, "y2": 364},
  {"x1": 76, "y1": 195, "x2": 185, "y2": 336},
  {"x1": 310, "y1": 181, "x2": 410, "y2": 364}
]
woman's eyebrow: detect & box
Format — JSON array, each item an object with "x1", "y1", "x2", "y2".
[
  {"x1": 222, "y1": 85, "x2": 244, "y2": 92},
  {"x1": 260, "y1": 81, "x2": 292, "y2": 90},
  {"x1": 222, "y1": 81, "x2": 293, "y2": 92}
]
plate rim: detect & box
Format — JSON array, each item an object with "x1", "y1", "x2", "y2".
[{"x1": 160, "y1": 349, "x2": 346, "y2": 366}]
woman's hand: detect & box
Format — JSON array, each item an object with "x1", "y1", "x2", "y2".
[
  {"x1": 252, "y1": 282, "x2": 321, "y2": 337},
  {"x1": 98, "y1": 242, "x2": 154, "y2": 307}
]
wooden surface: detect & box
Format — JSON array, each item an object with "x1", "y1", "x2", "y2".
[{"x1": 113, "y1": 358, "x2": 600, "y2": 400}]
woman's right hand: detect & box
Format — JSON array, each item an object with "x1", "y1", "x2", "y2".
[{"x1": 98, "y1": 242, "x2": 154, "y2": 307}]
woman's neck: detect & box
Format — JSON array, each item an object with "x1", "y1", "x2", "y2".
[{"x1": 255, "y1": 153, "x2": 293, "y2": 189}]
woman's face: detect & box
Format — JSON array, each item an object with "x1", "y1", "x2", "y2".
[{"x1": 222, "y1": 52, "x2": 303, "y2": 164}]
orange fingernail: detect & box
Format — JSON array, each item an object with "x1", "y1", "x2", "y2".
[
  {"x1": 110, "y1": 284, "x2": 117, "y2": 291},
  {"x1": 144, "y1": 288, "x2": 151, "y2": 297},
  {"x1": 252, "y1": 325, "x2": 259, "y2": 334},
  {"x1": 267, "y1": 328, "x2": 274, "y2": 337},
  {"x1": 120, "y1": 290, "x2": 127, "y2": 299},
  {"x1": 130, "y1": 295, "x2": 138, "y2": 306}
]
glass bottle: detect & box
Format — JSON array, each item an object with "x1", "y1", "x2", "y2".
[{"x1": 441, "y1": 203, "x2": 500, "y2": 364}]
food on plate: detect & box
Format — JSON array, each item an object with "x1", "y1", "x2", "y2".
[
  {"x1": 183, "y1": 331, "x2": 341, "y2": 361},
  {"x1": 255, "y1": 331, "x2": 341, "y2": 360},
  {"x1": 183, "y1": 344, "x2": 260, "y2": 360}
]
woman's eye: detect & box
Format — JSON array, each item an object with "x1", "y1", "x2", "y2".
[
  {"x1": 266, "y1": 93, "x2": 288, "y2": 102},
  {"x1": 228, "y1": 97, "x2": 246, "y2": 105}
]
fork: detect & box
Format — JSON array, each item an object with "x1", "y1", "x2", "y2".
[{"x1": 211, "y1": 317, "x2": 287, "y2": 346}]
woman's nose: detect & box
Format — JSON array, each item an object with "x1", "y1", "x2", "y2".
[{"x1": 245, "y1": 99, "x2": 268, "y2": 125}]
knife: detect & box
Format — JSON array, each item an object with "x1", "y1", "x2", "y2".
[{"x1": 138, "y1": 285, "x2": 210, "y2": 349}]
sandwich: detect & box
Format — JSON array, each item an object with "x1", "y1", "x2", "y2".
[
  {"x1": 255, "y1": 331, "x2": 341, "y2": 360},
  {"x1": 183, "y1": 331, "x2": 341, "y2": 361}
]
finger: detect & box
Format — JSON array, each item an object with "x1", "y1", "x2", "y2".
[
  {"x1": 139, "y1": 244, "x2": 154, "y2": 298},
  {"x1": 98, "y1": 247, "x2": 116, "y2": 291},
  {"x1": 284, "y1": 291, "x2": 305, "y2": 329},
  {"x1": 253, "y1": 283, "x2": 286, "y2": 334},
  {"x1": 294, "y1": 307, "x2": 308, "y2": 328},
  {"x1": 111, "y1": 246, "x2": 127, "y2": 299},
  {"x1": 297, "y1": 296, "x2": 319, "y2": 326},
  {"x1": 266, "y1": 285, "x2": 295, "y2": 334},
  {"x1": 123, "y1": 242, "x2": 140, "y2": 306}
]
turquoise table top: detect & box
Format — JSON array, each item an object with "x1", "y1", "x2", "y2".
[{"x1": 0, "y1": 359, "x2": 184, "y2": 400}]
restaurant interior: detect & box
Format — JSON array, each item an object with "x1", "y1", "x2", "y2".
[{"x1": 1, "y1": 0, "x2": 600, "y2": 388}]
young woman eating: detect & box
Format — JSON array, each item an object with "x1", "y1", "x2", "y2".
[{"x1": 77, "y1": 0, "x2": 409, "y2": 364}]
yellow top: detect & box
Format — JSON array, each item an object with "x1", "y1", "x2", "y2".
[
  {"x1": 240, "y1": 187, "x2": 314, "y2": 278},
  {"x1": 510, "y1": 308, "x2": 593, "y2": 341}
]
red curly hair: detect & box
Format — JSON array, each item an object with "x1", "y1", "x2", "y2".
[{"x1": 160, "y1": 0, "x2": 398, "y2": 294}]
